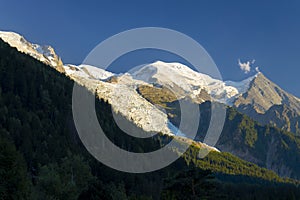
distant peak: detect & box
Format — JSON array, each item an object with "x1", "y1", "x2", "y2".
[{"x1": 253, "y1": 71, "x2": 267, "y2": 81}]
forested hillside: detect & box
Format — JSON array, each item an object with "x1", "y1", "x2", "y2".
[{"x1": 139, "y1": 87, "x2": 300, "y2": 179}]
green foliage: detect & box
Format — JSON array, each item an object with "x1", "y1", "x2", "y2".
[
  {"x1": 0, "y1": 136, "x2": 31, "y2": 199},
  {"x1": 34, "y1": 154, "x2": 93, "y2": 200},
  {"x1": 161, "y1": 168, "x2": 216, "y2": 199},
  {"x1": 190, "y1": 103, "x2": 300, "y2": 179},
  {"x1": 182, "y1": 145, "x2": 293, "y2": 183},
  {"x1": 161, "y1": 167, "x2": 300, "y2": 200},
  {"x1": 239, "y1": 116, "x2": 258, "y2": 147},
  {"x1": 224, "y1": 107, "x2": 300, "y2": 179}
]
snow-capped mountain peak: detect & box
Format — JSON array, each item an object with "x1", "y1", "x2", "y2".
[
  {"x1": 0, "y1": 30, "x2": 257, "y2": 106},
  {"x1": 131, "y1": 61, "x2": 257, "y2": 105},
  {"x1": 0, "y1": 30, "x2": 64, "y2": 72}
]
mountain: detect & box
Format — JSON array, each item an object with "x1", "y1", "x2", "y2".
[
  {"x1": 0, "y1": 31, "x2": 64, "y2": 73},
  {"x1": 1, "y1": 30, "x2": 300, "y2": 175},
  {"x1": 1, "y1": 30, "x2": 299, "y2": 137},
  {"x1": 131, "y1": 61, "x2": 300, "y2": 136},
  {"x1": 234, "y1": 73, "x2": 300, "y2": 135},
  {"x1": 131, "y1": 61, "x2": 255, "y2": 105},
  {"x1": 131, "y1": 62, "x2": 300, "y2": 178},
  {"x1": 234, "y1": 72, "x2": 300, "y2": 114},
  {"x1": 56, "y1": 62, "x2": 300, "y2": 179},
  {"x1": 158, "y1": 97, "x2": 300, "y2": 179},
  {"x1": 1, "y1": 36, "x2": 300, "y2": 200},
  {"x1": 0, "y1": 36, "x2": 300, "y2": 199},
  {"x1": 2, "y1": 29, "x2": 298, "y2": 136},
  {"x1": 0, "y1": 31, "x2": 221, "y2": 153}
]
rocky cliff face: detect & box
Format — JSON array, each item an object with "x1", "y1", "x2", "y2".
[
  {"x1": 242, "y1": 104, "x2": 300, "y2": 135},
  {"x1": 234, "y1": 73, "x2": 300, "y2": 134},
  {"x1": 212, "y1": 105, "x2": 300, "y2": 179}
]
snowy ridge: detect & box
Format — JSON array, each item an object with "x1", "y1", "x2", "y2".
[
  {"x1": 1, "y1": 30, "x2": 258, "y2": 153},
  {"x1": 64, "y1": 64, "x2": 114, "y2": 80},
  {"x1": 0, "y1": 31, "x2": 64, "y2": 72},
  {"x1": 65, "y1": 61, "x2": 257, "y2": 106},
  {"x1": 225, "y1": 73, "x2": 259, "y2": 94},
  {"x1": 131, "y1": 61, "x2": 257, "y2": 105},
  {"x1": 63, "y1": 61, "x2": 256, "y2": 148}
]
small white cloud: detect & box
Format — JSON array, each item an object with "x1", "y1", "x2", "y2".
[
  {"x1": 238, "y1": 59, "x2": 253, "y2": 74},
  {"x1": 255, "y1": 66, "x2": 260, "y2": 72}
]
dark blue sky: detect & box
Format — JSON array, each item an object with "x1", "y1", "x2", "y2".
[{"x1": 1, "y1": 0, "x2": 300, "y2": 96}]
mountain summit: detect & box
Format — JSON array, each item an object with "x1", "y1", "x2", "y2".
[
  {"x1": 131, "y1": 61, "x2": 256, "y2": 105},
  {"x1": 234, "y1": 72, "x2": 300, "y2": 114},
  {"x1": 0, "y1": 31, "x2": 64, "y2": 73},
  {"x1": 131, "y1": 61, "x2": 300, "y2": 134},
  {"x1": 234, "y1": 72, "x2": 300, "y2": 134}
]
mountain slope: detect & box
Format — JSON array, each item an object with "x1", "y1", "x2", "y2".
[
  {"x1": 163, "y1": 97, "x2": 300, "y2": 179},
  {"x1": 234, "y1": 72, "x2": 300, "y2": 114},
  {"x1": 234, "y1": 73, "x2": 300, "y2": 134},
  {"x1": 1, "y1": 29, "x2": 299, "y2": 136},
  {"x1": 15, "y1": 36, "x2": 300, "y2": 178},
  {"x1": 128, "y1": 69, "x2": 300, "y2": 179},
  {"x1": 0, "y1": 30, "x2": 219, "y2": 152},
  {"x1": 1, "y1": 30, "x2": 300, "y2": 179},
  {"x1": 2, "y1": 37, "x2": 300, "y2": 199},
  {"x1": 218, "y1": 106, "x2": 300, "y2": 179},
  {"x1": 133, "y1": 61, "x2": 300, "y2": 136}
]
